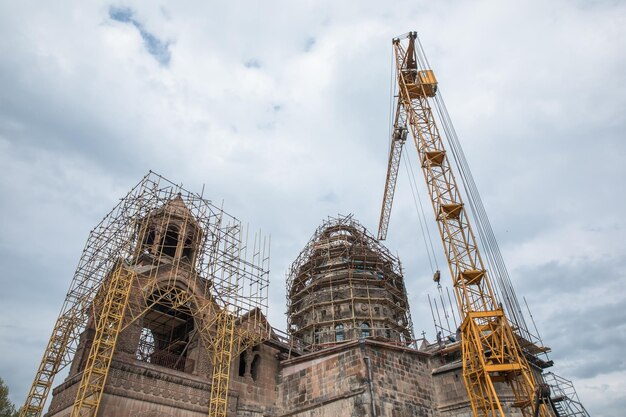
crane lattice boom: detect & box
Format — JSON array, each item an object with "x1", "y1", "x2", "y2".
[
  {"x1": 378, "y1": 122, "x2": 407, "y2": 241},
  {"x1": 380, "y1": 32, "x2": 553, "y2": 417}
]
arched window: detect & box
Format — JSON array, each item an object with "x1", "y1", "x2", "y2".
[
  {"x1": 160, "y1": 225, "x2": 179, "y2": 257},
  {"x1": 238, "y1": 353, "x2": 246, "y2": 377},
  {"x1": 361, "y1": 322, "x2": 371, "y2": 338},
  {"x1": 182, "y1": 233, "x2": 195, "y2": 260},
  {"x1": 143, "y1": 229, "x2": 156, "y2": 254},
  {"x1": 136, "y1": 327, "x2": 155, "y2": 362},
  {"x1": 250, "y1": 355, "x2": 260, "y2": 381},
  {"x1": 335, "y1": 324, "x2": 345, "y2": 342},
  {"x1": 135, "y1": 288, "x2": 194, "y2": 373}
]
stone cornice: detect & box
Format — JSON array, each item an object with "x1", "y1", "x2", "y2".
[{"x1": 280, "y1": 338, "x2": 431, "y2": 367}]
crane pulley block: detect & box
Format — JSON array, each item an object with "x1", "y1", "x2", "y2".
[{"x1": 393, "y1": 126, "x2": 408, "y2": 142}]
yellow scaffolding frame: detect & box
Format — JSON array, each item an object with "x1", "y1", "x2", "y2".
[
  {"x1": 20, "y1": 315, "x2": 75, "y2": 416},
  {"x1": 208, "y1": 311, "x2": 236, "y2": 417},
  {"x1": 19, "y1": 172, "x2": 270, "y2": 417},
  {"x1": 70, "y1": 266, "x2": 135, "y2": 417}
]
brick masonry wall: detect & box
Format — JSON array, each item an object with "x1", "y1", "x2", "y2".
[
  {"x1": 46, "y1": 343, "x2": 281, "y2": 417},
  {"x1": 430, "y1": 361, "x2": 473, "y2": 417},
  {"x1": 49, "y1": 336, "x2": 535, "y2": 417}
]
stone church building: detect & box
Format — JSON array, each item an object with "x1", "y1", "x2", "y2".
[{"x1": 44, "y1": 206, "x2": 531, "y2": 417}]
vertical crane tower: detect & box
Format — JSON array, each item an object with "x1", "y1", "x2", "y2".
[{"x1": 378, "y1": 32, "x2": 552, "y2": 417}]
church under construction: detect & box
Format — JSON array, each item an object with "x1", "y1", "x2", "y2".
[
  {"x1": 18, "y1": 173, "x2": 588, "y2": 417},
  {"x1": 19, "y1": 31, "x2": 591, "y2": 417}
]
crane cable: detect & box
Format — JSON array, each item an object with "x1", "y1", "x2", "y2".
[
  {"x1": 402, "y1": 151, "x2": 439, "y2": 274},
  {"x1": 389, "y1": 42, "x2": 442, "y2": 276},
  {"x1": 391, "y1": 38, "x2": 460, "y2": 335},
  {"x1": 431, "y1": 89, "x2": 533, "y2": 341},
  {"x1": 409, "y1": 35, "x2": 530, "y2": 335},
  {"x1": 404, "y1": 149, "x2": 458, "y2": 332}
]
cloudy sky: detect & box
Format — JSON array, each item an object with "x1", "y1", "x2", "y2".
[{"x1": 0, "y1": 0, "x2": 624, "y2": 415}]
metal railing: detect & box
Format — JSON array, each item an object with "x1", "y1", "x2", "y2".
[{"x1": 543, "y1": 372, "x2": 590, "y2": 417}]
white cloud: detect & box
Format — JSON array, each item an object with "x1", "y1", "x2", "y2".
[{"x1": 1, "y1": 0, "x2": 624, "y2": 416}]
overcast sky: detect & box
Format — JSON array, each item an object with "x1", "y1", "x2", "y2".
[{"x1": 0, "y1": 1, "x2": 624, "y2": 416}]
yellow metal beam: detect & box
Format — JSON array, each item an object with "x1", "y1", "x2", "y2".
[
  {"x1": 19, "y1": 315, "x2": 76, "y2": 417},
  {"x1": 70, "y1": 265, "x2": 135, "y2": 417},
  {"x1": 19, "y1": 174, "x2": 271, "y2": 417},
  {"x1": 390, "y1": 32, "x2": 553, "y2": 417},
  {"x1": 207, "y1": 310, "x2": 236, "y2": 417}
]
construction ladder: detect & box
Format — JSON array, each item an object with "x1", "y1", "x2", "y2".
[{"x1": 70, "y1": 265, "x2": 135, "y2": 417}]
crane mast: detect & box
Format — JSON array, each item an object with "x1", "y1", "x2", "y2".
[{"x1": 379, "y1": 32, "x2": 552, "y2": 417}]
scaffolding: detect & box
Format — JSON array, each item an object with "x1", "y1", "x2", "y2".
[
  {"x1": 426, "y1": 285, "x2": 554, "y2": 370},
  {"x1": 20, "y1": 171, "x2": 270, "y2": 417},
  {"x1": 543, "y1": 372, "x2": 591, "y2": 417},
  {"x1": 287, "y1": 215, "x2": 415, "y2": 351}
]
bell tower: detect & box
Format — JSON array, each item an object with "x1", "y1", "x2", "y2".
[
  {"x1": 30, "y1": 173, "x2": 271, "y2": 417},
  {"x1": 135, "y1": 194, "x2": 202, "y2": 264},
  {"x1": 64, "y1": 195, "x2": 212, "y2": 388}
]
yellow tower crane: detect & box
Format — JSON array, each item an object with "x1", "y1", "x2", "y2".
[{"x1": 378, "y1": 32, "x2": 552, "y2": 417}]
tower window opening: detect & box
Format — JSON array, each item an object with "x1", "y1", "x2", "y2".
[
  {"x1": 136, "y1": 327, "x2": 155, "y2": 362},
  {"x1": 250, "y1": 355, "x2": 260, "y2": 381},
  {"x1": 238, "y1": 353, "x2": 246, "y2": 377},
  {"x1": 160, "y1": 226, "x2": 179, "y2": 257},
  {"x1": 143, "y1": 230, "x2": 156, "y2": 254},
  {"x1": 361, "y1": 322, "x2": 371, "y2": 338},
  {"x1": 136, "y1": 289, "x2": 195, "y2": 373},
  {"x1": 182, "y1": 234, "x2": 195, "y2": 260},
  {"x1": 335, "y1": 324, "x2": 345, "y2": 342}
]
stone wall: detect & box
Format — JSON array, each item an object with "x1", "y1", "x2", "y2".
[
  {"x1": 46, "y1": 356, "x2": 214, "y2": 417},
  {"x1": 277, "y1": 340, "x2": 434, "y2": 417},
  {"x1": 430, "y1": 361, "x2": 472, "y2": 417},
  {"x1": 366, "y1": 342, "x2": 434, "y2": 417},
  {"x1": 278, "y1": 346, "x2": 367, "y2": 416},
  {"x1": 46, "y1": 343, "x2": 282, "y2": 417},
  {"x1": 230, "y1": 343, "x2": 281, "y2": 416},
  {"x1": 430, "y1": 357, "x2": 525, "y2": 417}
]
